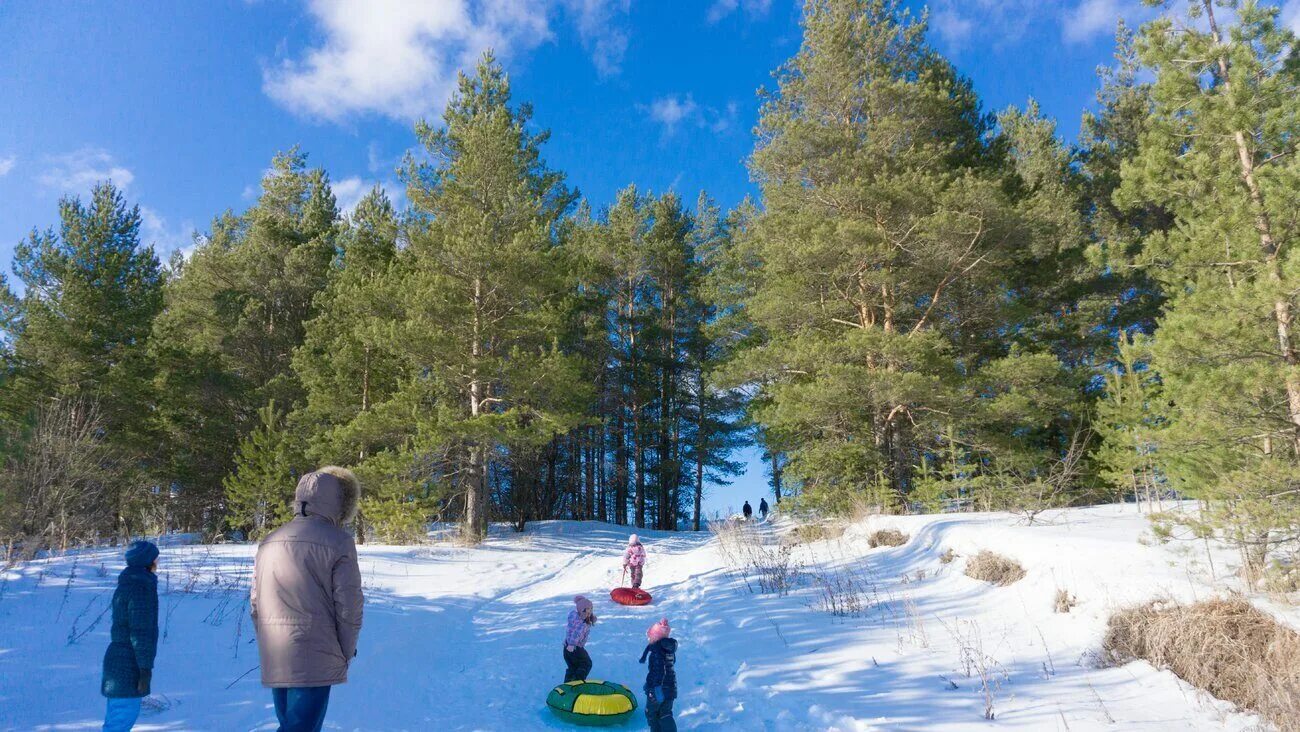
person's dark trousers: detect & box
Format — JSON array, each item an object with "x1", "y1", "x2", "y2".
[
  {"x1": 646, "y1": 697, "x2": 677, "y2": 732},
  {"x1": 272, "y1": 686, "x2": 331, "y2": 732},
  {"x1": 563, "y1": 645, "x2": 593, "y2": 682},
  {"x1": 631, "y1": 565, "x2": 643, "y2": 588}
]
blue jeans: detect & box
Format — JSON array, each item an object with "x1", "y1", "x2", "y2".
[
  {"x1": 272, "y1": 686, "x2": 331, "y2": 732},
  {"x1": 102, "y1": 697, "x2": 142, "y2": 731}
]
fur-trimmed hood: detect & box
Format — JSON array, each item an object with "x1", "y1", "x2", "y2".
[{"x1": 294, "y1": 467, "x2": 360, "y2": 526}]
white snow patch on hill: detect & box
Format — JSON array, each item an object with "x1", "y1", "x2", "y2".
[{"x1": 0, "y1": 504, "x2": 1292, "y2": 730}]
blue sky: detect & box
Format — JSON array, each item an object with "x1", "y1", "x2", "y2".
[{"x1": 6, "y1": 0, "x2": 1281, "y2": 517}]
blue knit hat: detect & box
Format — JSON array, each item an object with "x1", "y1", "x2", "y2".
[{"x1": 124, "y1": 540, "x2": 159, "y2": 568}]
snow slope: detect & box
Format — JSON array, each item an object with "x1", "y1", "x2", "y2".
[{"x1": 0, "y1": 504, "x2": 1291, "y2": 730}]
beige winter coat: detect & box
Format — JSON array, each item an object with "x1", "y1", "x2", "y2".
[{"x1": 251, "y1": 469, "x2": 363, "y2": 688}]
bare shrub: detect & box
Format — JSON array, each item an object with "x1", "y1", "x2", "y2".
[
  {"x1": 783, "y1": 522, "x2": 846, "y2": 546},
  {"x1": 899, "y1": 592, "x2": 929, "y2": 649},
  {"x1": 964, "y1": 551, "x2": 1026, "y2": 586},
  {"x1": 1260, "y1": 559, "x2": 1299, "y2": 597},
  {"x1": 1103, "y1": 598, "x2": 1300, "y2": 731},
  {"x1": 1004, "y1": 426, "x2": 1092, "y2": 524},
  {"x1": 711, "y1": 519, "x2": 802, "y2": 595},
  {"x1": 1054, "y1": 588, "x2": 1077, "y2": 613},
  {"x1": 941, "y1": 618, "x2": 1007, "y2": 720},
  {"x1": 867, "y1": 528, "x2": 909, "y2": 548},
  {"x1": 939, "y1": 547, "x2": 957, "y2": 564},
  {"x1": 0, "y1": 398, "x2": 124, "y2": 559},
  {"x1": 141, "y1": 694, "x2": 174, "y2": 715},
  {"x1": 813, "y1": 565, "x2": 877, "y2": 617}
]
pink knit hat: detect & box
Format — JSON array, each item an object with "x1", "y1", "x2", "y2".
[
  {"x1": 628, "y1": 534, "x2": 640, "y2": 545},
  {"x1": 647, "y1": 618, "x2": 671, "y2": 643},
  {"x1": 574, "y1": 595, "x2": 593, "y2": 614}
]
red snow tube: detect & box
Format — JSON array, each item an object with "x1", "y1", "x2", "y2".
[{"x1": 610, "y1": 587, "x2": 653, "y2": 606}]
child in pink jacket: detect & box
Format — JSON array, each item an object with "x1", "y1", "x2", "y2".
[
  {"x1": 623, "y1": 535, "x2": 647, "y2": 589},
  {"x1": 563, "y1": 595, "x2": 596, "y2": 682}
]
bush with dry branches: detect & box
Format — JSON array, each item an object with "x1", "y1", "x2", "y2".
[
  {"x1": 0, "y1": 397, "x2": 125, "y2": 559},
  {"x1": 867, "y1": 528, "x2": 909, "y2": 548},
  {"x1": 964, "y1": 551, "x2": 1026, "y2": 586},
  {"x1": 1104, "y1": 598, "x2": 1300, "y2": 731}
]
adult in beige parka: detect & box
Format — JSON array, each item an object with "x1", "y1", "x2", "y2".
[{"x1": 251, "y1": 467, "x2": 363, "y2": 732}]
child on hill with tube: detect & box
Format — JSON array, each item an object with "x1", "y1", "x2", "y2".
[
  {"x1": 623, "y1": 534, "x2": 647, "y2": 589},
  {"x1": 563, "y1": 595, "x2": 597, "y2": 682},
  {"x1": 640, "y1": 618, "x2": 678, "y2": 732}
]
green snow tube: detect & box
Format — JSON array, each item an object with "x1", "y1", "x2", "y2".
[{"x1": 546, "y1": 679, "x2": 638, "y2": 726}]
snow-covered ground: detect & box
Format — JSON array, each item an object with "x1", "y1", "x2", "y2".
[{"x1": 0, "y1": 504, "x2": 1292, "y2": 730}]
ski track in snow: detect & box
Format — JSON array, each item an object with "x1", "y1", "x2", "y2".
[{"x1": 0, "y1": 505, "x2": 1292, "y2": 730}]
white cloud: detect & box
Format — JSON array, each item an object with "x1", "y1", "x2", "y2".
[
  {"x1": 647, "y1": 95, "x2": 699, "y2": 133},
  {"x1": 710, "y1": 101, "x2": 739, "y2": 133},
  {"x1": 38, "y1": 147, "x2": 134, "y2": 193},
  {"x1": 263, "y1": 0, "x2": 631, "y2": 122},
  {"x1": 333, "y1": 176, "x2": 406, "y2": 217},
  {"x1": 139, "y1": 206, "x2": 198, "y2": 258},
  {"x1": 1283, "y1": 0, "x2": 1300, "y2": 33},
  {"x1": 931, "y1": 9, "x2": 975, "y2": 47},
  {"x1": 644, "y1": 95, "x2": 743, "y2": 139},
  {"x1": 643, "y1": 95, "x2": 742, "y2": 142},
  {"x1": 706, "y1": 0, "x2": 772, "y2": 24},
  {"x1": 929, "y1": 0, "x2": 1145, "y2": 50},
  {"x1": 930, "y1": 0, "x2": 1038, "y2": 50},
  {"x1": 0, "y1": 156, "x2": 14, "y2": 177},
  {"x1": 1063, "y1": 0, "x2": 1130, "y2": 44},
  {"x1": 559, "y1": 0, "x2": 631, "y2": 76}
]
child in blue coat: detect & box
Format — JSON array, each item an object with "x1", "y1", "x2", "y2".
[
  {"x1": 100, "y1": 540, "x2": 159, "y2": 731},
  {"x1": 639, "y1": 618, "x2": 677, "y2": 732}
]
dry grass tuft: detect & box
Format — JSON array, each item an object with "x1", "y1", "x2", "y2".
[
  {"x1": 939, "y1": 547, "x2": 957, "y2": 564},
  {"x1": 1054, "y1": 588, "x2": 1077, "y2": 613},
  {"x1": 712, "y1": 519, "x2": 802, "y2": 596},
  {"x1": 867, "y1": 528, "x2": 909, "y2": 548},
  {"x1": 783, "y1": 522, "x2": 846, "y2": 546},
  {"x1": 1261, "y1": 560, "x2": 1300, "y2": 597},
  {"x1": 1103, "y1": 598, "x2": 1300, "y2": 732},
  {"x1": 964, "y1": 551, "x2": 1026, "y2": 586}
]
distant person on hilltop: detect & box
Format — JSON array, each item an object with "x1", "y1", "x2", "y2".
[
  {"x1": 252, "y1": 468, "x2": 363, "y2": 732},
  {"x1": 742, "y1": 501, "x2": 753, "y2": 520},
  {"x1": 101, "y1": 540, "x2": 159, "y2": 732},
  {"x1": 759, "y1": 498, "x2": 769, "y2": 521},
  {"x1": 623, "y1": 534, "x2": 647, "y2": 589},
  {"x1": 564, "y1": 595, "x2": 598, "y2": 682}
]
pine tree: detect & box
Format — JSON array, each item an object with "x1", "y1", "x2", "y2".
[
  {"x1": 729, "y1": 0, "x2": 1033, "y2": 511},
  {"x1": 293, "y1": 186, "x2": 403, "y2": 464},
  {"x1": 391, "y1": 52, "x2": 585, "y2": 541},
  {"x1": 151, "y1": 149, "x2": 338, "y2": 526},
  {"x1": 1095, "y1": 332, "x2": 1165, "y2": 510},
  {"x1": 223, "y1": 402, "x2": 301, "y2": 539},
  {"x1": 687, "y1": 193, "x2": 748, "y2": 529},
  {"x1": 8, "y1": 183, "x2": 163, "y2": 535},
  {"x1": 1076, "y1": 23, "x2": 1170, "y2": 338},
  {"x1": 10, "y1": 183, "x2": 163, "y2": 436},
  {"x1": 1116, "y1": 0, "x2": 1300, "y2": 577}
]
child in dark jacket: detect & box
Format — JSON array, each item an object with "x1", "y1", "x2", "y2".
[
  {"x1": 563, "y1": 595, "x2": 597, "y2": 682},
  {"x1": 100, "y1": 540, "x2": 159, "y2": 732},
  {"x1": 639, "y1": 618, "x2": 678, "y2": 732}
]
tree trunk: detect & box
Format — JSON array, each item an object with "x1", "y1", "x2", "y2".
[
  {"x1": 771, "y1": 451, "x2": 783, "y2": 504},
  {"x1": 1204, "y1": 0, "x2": 1300, "y2": 455},
  {"x1": 464, "y1": 277, "x2": 488, "y2": 542},
  {"x1": 613, "y1": 412, "x2": 627, "y2": 525},
  {"x1": 584, "y1": 430, "x2": 595, "y2": 521},
  {"x1": 694, "y1": 444, "x2": 704, "y2": 531},
  {"x1": 634, "y1": 431, "x2": 646, "y2": 529}
]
